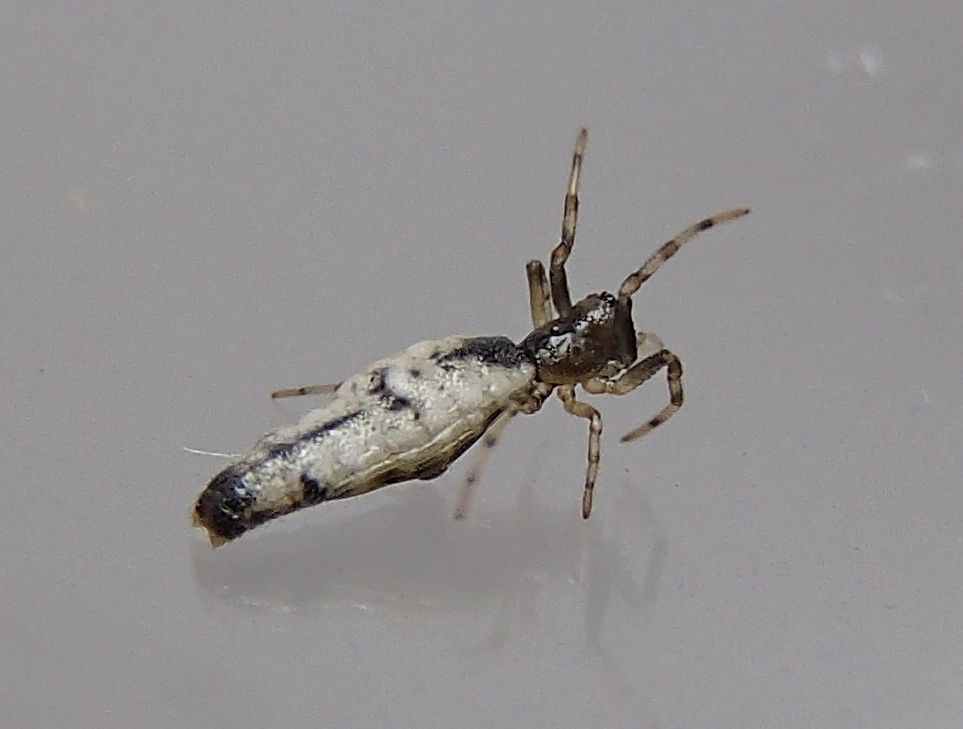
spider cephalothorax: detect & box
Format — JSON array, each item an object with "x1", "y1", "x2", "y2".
[{"x1": 521, "y1": 293, "x2": 637, "y2": 385}]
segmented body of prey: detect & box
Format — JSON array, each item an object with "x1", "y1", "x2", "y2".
[{"x1": 194, "y1": 129, "x2": 749, "y2": 546}]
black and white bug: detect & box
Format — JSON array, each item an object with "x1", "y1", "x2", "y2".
[{"x1": 193, "y1": 130, "x2": 749, "y2": 546}]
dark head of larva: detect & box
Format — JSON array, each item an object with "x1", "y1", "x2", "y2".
[
  {"x1": 193, "y1": 465, "x2": 257, "y2": 547},
  {"x1": 520, "y1": 292, "x2": 637, "y2": 384}
]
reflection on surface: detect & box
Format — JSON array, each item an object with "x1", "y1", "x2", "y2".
[{"x1": 190, "y1": 468, "x2": 666, "y2": 651}]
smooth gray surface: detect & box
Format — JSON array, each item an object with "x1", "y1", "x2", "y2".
[{"x1": 4, "y1": 4, "x2": 962, "y2": 728}]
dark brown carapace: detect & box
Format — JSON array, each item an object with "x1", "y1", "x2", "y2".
[{"x1": 521, "y1": 292, "x2": 637, "y2": 385}]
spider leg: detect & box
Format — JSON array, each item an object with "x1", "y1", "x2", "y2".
[
  {"x1": 582, "y1": 345, "x2": 683, "y2": 442},
  {"x1": 557, "y1": 384, "x2": 602, "y2": 518},
  {"x1": 548, "y1": 128, "x2": 588, "y2": 316},
  {"x1": 452, "y1": 409, "x2": 516, "y2": 519},
  {"x1": 452, "y1": 382, "x2": 553, "y2": 519},
  {"x1": 270, "y1": 383, "x2": 340, "y2": 399},
  {"x1": 618, "y1": 208, "x2": 750, "y2": 301},
  {"x1": 526, "y1": 259, "x2": 552, "y2": 328}
]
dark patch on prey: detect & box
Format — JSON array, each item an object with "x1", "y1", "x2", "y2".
[
  {"x1": 266, "y1": 410, "x2": 364, "y2": 459},
  {"x1": 195, "y1": 466, "x2": 258, "y2": 542},
  {"x1": 368, "y1": 368, "x2": 388, "y2": 395},
  {"x1": 434, "y1": 336, "x2": 533, "y2": 370},
  {"x1": 196, "y1": 464, "x2": 335, "y2": 543},
  {"x1": 368, "y1": 366, "x2": 412, "y2": 411},
  {"x1": 300, "y1": 473, "x2": 327, "y2": 504},
  {"x1": 383, "y1": 393, "x2": 411, "y2": 411}
]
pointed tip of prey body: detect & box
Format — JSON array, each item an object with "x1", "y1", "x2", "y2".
[{"x1": 192, "y1": 506, "x2": 229, "y2": 548}]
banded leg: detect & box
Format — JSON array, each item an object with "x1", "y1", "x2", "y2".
[
  {"x1": 618, "y1": 208, "x2": 750, "y2": 301},
  {"x1": 526, "y1": 259, "x2": 552, "y2": 328},
  {"x1": 452, "y1": 382, "x2": 553, "y2": 518},
  {"x1": 270, "y1": 383, "x2": 340, "y2": 399},
  {"x1": 557, "y1": 385, "x2": 602, "y2": 519},
  {"x1": 452, "y1": 409, "x2": 516, "y2": 519},
  {"x1": 548, "y1": 128, "x2": 588, "y2": 316},
  {"x1": 582, "y1": 347, "x2": 683, "y2": 443}
]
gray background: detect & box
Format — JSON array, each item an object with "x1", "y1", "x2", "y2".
[{"x1": 3, "y1": 3, "x2": 961, "y2": 728}]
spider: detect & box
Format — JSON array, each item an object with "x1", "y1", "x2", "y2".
[{"x1": 193, "y1": 129, "x2": 748, "y2": 546}]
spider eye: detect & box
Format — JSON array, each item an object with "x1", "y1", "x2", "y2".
[{"x1": 550, "y1": 325, "x2": 561, "y2": 335}]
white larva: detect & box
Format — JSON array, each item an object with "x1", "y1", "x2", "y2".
[{"x1": 195, "y1": 337, "x2": 537, "y2": 545}]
